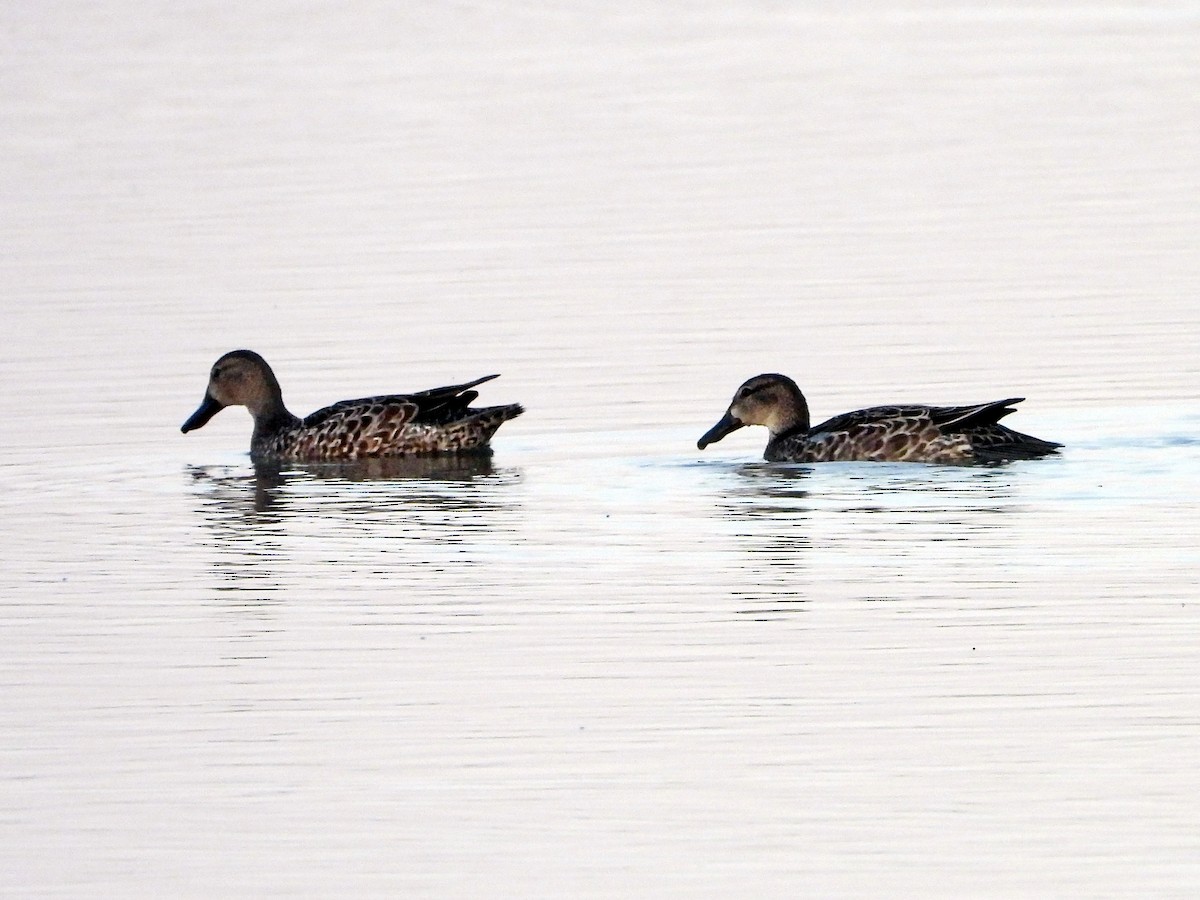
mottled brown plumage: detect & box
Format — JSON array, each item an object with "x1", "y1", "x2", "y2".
[
  {"x1": 182, "y1": 350, "x2": 523, "y2": 460},
  {"x1": 698, "y1": 374, "x2": 1061, "y2": 464}
]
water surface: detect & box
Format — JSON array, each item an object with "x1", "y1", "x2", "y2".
[{"x1": 2, "y1": 2, "x2": 1199, "y2": 896}]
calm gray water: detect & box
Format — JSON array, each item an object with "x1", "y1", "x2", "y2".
[{"x1": 3, "y1": 2, "x2": 1199, "y2": 896}]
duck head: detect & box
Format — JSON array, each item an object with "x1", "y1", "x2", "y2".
[
  {"x1": 181, "y1": 350, "x2": 285, "y2": 433},
  {"x1": 697, "y1": 373, "x2": 811, "y2": 449}
]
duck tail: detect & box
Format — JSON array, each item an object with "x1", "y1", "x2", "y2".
[
  {"x1": 972, "y1": 427, "x2": 1063, "y2": 462},
  {"x1": 474, "y1": 402, "x2": 524, "y2": 422},
  {"x1": 467, "y1": 403, "x2": 525, "y2": 437}
]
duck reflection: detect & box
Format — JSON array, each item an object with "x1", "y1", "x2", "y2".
[
  {"x1": 191, "y1": 454, "x2": 507, "y2": 515},
  {"x1": 714, "y1": 464, "x2": 814, "y2": 619},
  {"x1": 185, "y1": 456, "x2": 522, "y2": 614},
  {"x1": 723, "y1": 462, "x2": 814, "y2": 517},
  {"x1": 722, "y1": 460, "x2": 1019, "y2": 519},
  {"x1": 713, "y1": 462, "x2": 1021, "y2": 618}
]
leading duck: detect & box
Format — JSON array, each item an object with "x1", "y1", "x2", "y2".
[
  {"x1": 698, "y1": 373, "x2": 1061, "y2": 464},
  {"x1": 182, "y1": 350, "x2": 523, "y2": 460}
]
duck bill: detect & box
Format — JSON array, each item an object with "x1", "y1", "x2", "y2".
[
  {"x1": 181, "y1": 393, "x2": 225, "y2": 433},
  {"x1": 697, "y1": 411, "x2": 745, "y2": 449}
]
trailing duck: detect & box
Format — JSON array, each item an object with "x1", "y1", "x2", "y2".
[{"x1": 182, "y1": 350, "x2": 523, "y2": 460}]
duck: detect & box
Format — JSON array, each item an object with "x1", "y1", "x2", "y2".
[
  {"x1": 697, "y1": 373, "x2": 1061, "y2": 464},
  {"x1": 181, "y1": 350, "x2": 524, "y2": 460}
]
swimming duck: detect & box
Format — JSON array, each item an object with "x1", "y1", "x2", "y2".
[
  {"x1": 698, "y1": 374, "x2": 1061, "y2": 464},
  {"x1": 182, "y1": 350, "x2": 524, "y2": 460}
]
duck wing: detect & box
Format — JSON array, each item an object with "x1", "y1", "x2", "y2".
[
  {"x1": 807, "y1": 398, "x2": 1023, "y2": 437},
  {"x1": 301, "y1": 375, "x2": 502, "y2": 431},
  {"x1": 406, "y1": 374, "x2": 501, "y2": 425},
  {"x1": 927, "y1": 398, "x2": 1023, "y2": 431},
  {"x1": 406, "y1": 373, "x2": 500, "y2": 402},
  {"x1": 807, "y1": 403, "x2": 939, "y2": 436}
]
